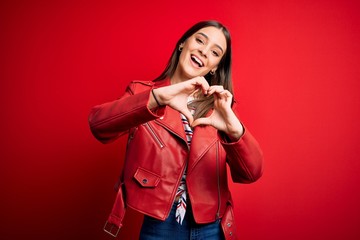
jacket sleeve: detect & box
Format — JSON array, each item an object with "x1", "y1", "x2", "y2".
[
  {"x1": 88, "y1": 81, "x2": 165, "y2": 143},
  {"x1": 219, "y1": 127, "x2": 264, "y2": 183}
]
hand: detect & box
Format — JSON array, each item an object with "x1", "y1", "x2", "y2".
[
  {"x1": 154, "y1": 76, "x2": 210, "y2": 124},
  {"x1": 192, "y1": 85, "x2": 244, "y2": 140}
]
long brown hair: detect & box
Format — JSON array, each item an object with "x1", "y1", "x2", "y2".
[{"x1": 155, "y1": 20, "x2": 233, "y2": 119}]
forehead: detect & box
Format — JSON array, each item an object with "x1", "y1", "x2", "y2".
[{"x1": 193, "y1": 26, "x2": 227, "y2": 51}]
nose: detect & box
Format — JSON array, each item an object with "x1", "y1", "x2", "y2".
[{"x1": 199, "y1": 46, "x2": 210, "y2": 57}]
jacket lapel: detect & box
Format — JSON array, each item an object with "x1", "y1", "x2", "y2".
[
  {"x1": 187, "y1": 124, "x2": 218, "y2": 174},
  {"x1": 155, "y1": 107, "x2": 188, "y2": 145},
  {"x1": 152, "y1": 79, "x2": 188, "y2": 144}
]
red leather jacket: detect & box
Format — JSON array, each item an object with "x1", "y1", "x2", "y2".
[{"x1": 89, "y1": 79, "x2": 263, "y2": 239}]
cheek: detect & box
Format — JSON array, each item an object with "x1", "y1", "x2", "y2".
[
  {"x1": 178, "y1": 53, "x2": 189, "y2": 68},
  {"x1": 208, "y1": 58, "x2": 221, "y2": 69},
  {"x1": 180, "y1": 51, "x2": 187, "y2": 61}
]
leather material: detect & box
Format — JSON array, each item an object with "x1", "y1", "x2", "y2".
[
  {"x1": 221, "y1": 203, "x2": 238, "y2": 240},
  {"x1": 89, "y1": 79, "x2": 264, "y2": 236}
]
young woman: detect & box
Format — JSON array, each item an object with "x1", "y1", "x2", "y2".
[{"x1": 89, "y1": 20, "x2": 263, "y2": 240}]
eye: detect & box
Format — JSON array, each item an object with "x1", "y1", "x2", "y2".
[
  {"x1": 212, "y1": 50, "x2": 220, "y2": 57},
  {"x1": 196, "y1": 38, "x2": 204, "y2": 44}
]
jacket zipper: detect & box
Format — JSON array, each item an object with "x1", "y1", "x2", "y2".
[
  {"x1": 216, "y1": 141, "x2": 221, "y2": 219},
  {"x1": 143, "y1": 123, "x2": 165, "y2": 148},
  {"x1": 152, "y1": 120, "x2": 189, "y2": 208},
  {"x1": 128, "y1": 127, "x2": 137, "y2": 141}
]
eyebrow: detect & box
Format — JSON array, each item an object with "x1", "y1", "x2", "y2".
[{"x1": 197, "y1": 32, "x2": 225, "y2": 54}]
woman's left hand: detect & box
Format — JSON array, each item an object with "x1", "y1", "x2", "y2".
[{"x1": 192, "y1": 85, "x2": 244, "y2": 141}]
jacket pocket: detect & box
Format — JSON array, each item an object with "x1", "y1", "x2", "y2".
[{"x1": 134, "y1": 167, "x2": 161, "y2": 188}]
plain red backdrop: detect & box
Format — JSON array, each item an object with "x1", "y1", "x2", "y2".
[{"x1": 1, "y1": 0, "x2": 359, "y2": 239}]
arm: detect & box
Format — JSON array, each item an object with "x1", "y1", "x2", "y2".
[
  {"x1": 88, "y1": 81, "x2": 165, "y2": 143},
  {"x1": 219, "y1": 127, "x2": 264, "y2": 183},
  {"x1": 89, "y1": 77, "x2": 210, "y2": 143}
]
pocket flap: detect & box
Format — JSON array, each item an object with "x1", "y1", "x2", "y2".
[{"x1": 134, "y1": 167, "x2": 161, "y2": 188}]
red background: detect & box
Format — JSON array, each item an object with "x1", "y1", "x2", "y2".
[{"x1": 1, "y1": 0, "x2": 360, "y2": 239}]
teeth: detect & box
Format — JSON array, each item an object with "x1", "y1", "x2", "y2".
[{"x1": 191, "y1": 55, "x2": 203, "y2": 67}]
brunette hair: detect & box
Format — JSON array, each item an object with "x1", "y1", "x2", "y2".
[{"x1": 155, "y1": 20, "x2": 233, "y2": 119}]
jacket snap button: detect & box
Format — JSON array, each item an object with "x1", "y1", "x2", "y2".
[
  {"x1": 229, "y1": 231, "x2": 233, "y2": 236},
  {"x1": 142, "y1": 178, "x2": 148, "y2": 184},
  {"x1": 227, "y1": 222, "x2": 231, "y2": 227}
]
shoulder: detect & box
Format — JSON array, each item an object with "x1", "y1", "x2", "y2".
[
  {"x1": 127, "y1": 79, "x2": 170, "y2": 94},
  {"x1": 126, "y1": 80, "x2": 153, "y2": 95}
]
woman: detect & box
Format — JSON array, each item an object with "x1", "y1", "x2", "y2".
[{"x1": 89, "y1": 20, "x2": 263, "y2": 240}]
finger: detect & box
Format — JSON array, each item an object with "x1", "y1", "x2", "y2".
[
  {"x1": 192, "y1": 117, "x2": 211, "y2": 128},
  {"x1": 222, "y1": 90, "x2": 233, "y2": 101},
  {"x1": 215, "y1": 89, "x2": 232, "y2": 100},
  {"x1": 192, "y1": 77, "x2": 209, "y2": 95},
  {"x1": 180, "y1": 109, "x2": 194, "y2": 125},
  {"x1": 207, "y1": 85, "x2": 224, "y2": 96},
  {"x1": 209, "y1": 85, "x2": 224, "y2": 91}
]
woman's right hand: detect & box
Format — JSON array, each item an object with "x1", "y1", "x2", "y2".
[{"x1": 151, "y1": 76, "x2": 209, "y2": 124}]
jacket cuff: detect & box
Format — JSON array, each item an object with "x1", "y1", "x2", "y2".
[
  {"x1": 147, "y1": 89, "x2": 166, "y2": 117},
  {"x1": 217, "y1": 123, "x2": 245, "y2": 144}
]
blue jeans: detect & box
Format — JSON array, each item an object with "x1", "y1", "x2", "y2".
[{"x1": 139, "y1": 202, "x2": 224, "y2": 240}]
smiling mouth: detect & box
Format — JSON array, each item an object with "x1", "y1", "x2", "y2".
[{"x1": 191, "y1": 55, "x2": 204, "y2": 67}]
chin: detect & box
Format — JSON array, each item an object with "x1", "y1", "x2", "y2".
[{"x1": 185, "y1": 69, "x2": 208, "y2": 79}]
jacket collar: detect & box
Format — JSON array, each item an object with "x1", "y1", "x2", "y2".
[{"x1": 154, "y1": 107, "x2": 188, "y2": 144}]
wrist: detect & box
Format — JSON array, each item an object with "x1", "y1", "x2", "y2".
[
  {"x1": 152, "y1": 89, "x2": 164, "y2": 106},
  {"x1": 226, "y1": 123, "x2": 244, "y2": 141}
]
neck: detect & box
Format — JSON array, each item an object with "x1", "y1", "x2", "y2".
[{"x1": 170, "y1": 67, "x2": 190, "y2": 84}]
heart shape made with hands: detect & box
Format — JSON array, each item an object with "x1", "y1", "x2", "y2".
[{"x1": 156, "y1": 76, "x2": 242, "y2": 139}]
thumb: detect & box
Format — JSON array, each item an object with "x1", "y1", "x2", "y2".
[
  {"x1": 191, "y1": 117, "x2": 211, "y2": 128},
  {"x1": 180, "y1": 109, "x2": 194, "y2": 125}
]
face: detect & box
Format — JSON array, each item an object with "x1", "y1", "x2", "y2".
[{"x1": 174, "y1": 26, "x2": 227, "y2": 82}]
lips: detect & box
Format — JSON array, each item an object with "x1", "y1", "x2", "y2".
[{"x1": 190, "y1": 54, "x2": 204, "y2": 67}]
